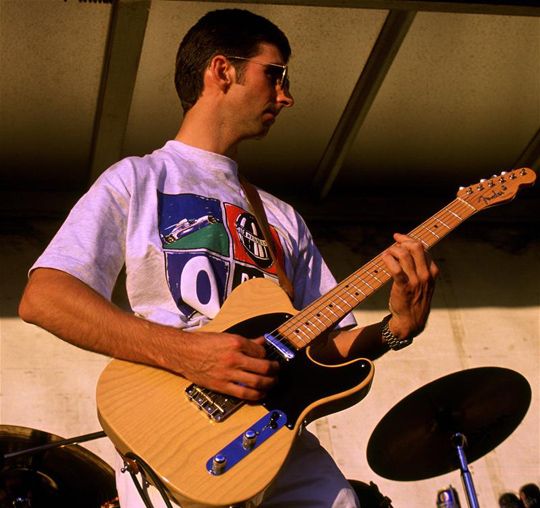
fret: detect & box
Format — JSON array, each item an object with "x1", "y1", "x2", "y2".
[
  {"x1": 432, "y1": 216, "x2": 451, "y2": 230},
  {"x1": 349, "y1": 282, "x2": 366, "y2": 297},
  {"x1": 292, "y1": 326, "x2": 311, "y2": 343},
  {"x1": 445, "y1": 208, "x2": 462, "y2": 221},
  {"x1": 325, "y1": 305, "x2": 339, "y2": 318},
  {"x1": 457, "y1": 197, "x2": 476, "y2": 211},
  {"x1": 334, "y1": 293, "x2": 352, "y2": 310},
  {"x1": 410, "y1": 233, "x2": 429, "y2": 249},
  {"x1": 365, "y1": 268, "x2": 383, "y2": 284},
  {"x1": 312, "y1": 312, "x2": 333, "y2": 326},
  {"x1": 307, "y1": 320, "x2": 323, "y2": 333},
  {"x1": 360, "y1": 277, "x2": 374, "y2": 290},
  {"x1": 424, "y1": 227, "x2": 440, "y2": 240}
]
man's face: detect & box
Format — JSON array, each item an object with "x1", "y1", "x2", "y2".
[{"x1": 228, "y1": 43, "x2": 294, "y2": 140}]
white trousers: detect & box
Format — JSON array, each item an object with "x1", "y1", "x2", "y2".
[{"x1": 115, "y1": 431, "x2": 360, "y2": 508}]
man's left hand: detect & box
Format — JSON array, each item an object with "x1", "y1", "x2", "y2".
[{"x1": 381, "y1": 232, "x2": 439, "y2": 340}]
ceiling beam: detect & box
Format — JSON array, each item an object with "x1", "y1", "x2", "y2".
[
  {"x1": 514, "y1": 127, "x2": 540, "y2": 172},
  {"x1": 88, "y1": 0, "x2": 150, "y2": 185},
  {"x1": 167, "y1": 0, "x2": 540, "y2": 17},
  {"x1": 311, "y1": 9, "x2": 415, "y2": 200}
]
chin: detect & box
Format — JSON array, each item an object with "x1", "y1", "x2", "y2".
[{"x1": 246, "y1": 125, "x2": 272, "y2": 140}]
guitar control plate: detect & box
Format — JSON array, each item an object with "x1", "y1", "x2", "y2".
[{"x1": 206, "y1": 410, "x2": 287, "y2": 475}]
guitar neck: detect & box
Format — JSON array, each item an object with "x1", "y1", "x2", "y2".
[{"x1": 278, "y1": 196, "x2": 478, "y2": 350}]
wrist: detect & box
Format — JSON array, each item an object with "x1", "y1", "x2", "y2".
[{"x1": 381, "y1": 314, "x2": 414, "y2": 351}]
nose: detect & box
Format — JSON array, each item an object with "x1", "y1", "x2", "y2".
[{"x1": 277, "y1": 86, "x2": 294, "y2": 108}]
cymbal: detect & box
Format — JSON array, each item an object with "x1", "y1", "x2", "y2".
[
  {"x1": 0, "y1": 425, "x2": 116, "y2": 508},
  {"x1": 367, "y1": 367, "x2": 531, "y2": 481}
]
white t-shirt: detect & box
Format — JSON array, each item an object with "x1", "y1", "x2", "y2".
[{"x1": 33, "y1": 140, "x2": 356, "y2": 331}]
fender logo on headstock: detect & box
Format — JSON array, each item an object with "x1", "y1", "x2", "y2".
[{"x1": 478, "y1": 188, "x2": 506, "y2": 205}]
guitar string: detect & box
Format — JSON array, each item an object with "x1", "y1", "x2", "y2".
[{"x1": 190, "y1": 195, "x2": 482, "y2": 410}]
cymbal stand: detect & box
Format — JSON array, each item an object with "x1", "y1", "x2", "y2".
[{"x1": 451, "y1": 433, "x2": 480, "y2": 508}]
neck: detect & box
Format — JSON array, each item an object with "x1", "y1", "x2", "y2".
[{"x1": 175, "y1": 101, "x2": 241, "y2": 159}]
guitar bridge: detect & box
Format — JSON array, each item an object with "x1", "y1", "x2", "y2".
[{"x1": 186, "y1": 384, "x2": 243, "y2": 422}]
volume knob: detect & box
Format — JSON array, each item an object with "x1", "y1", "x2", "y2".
[
  {"x1": 211, "y1": 454, "x2": 227, "y2": 475},
  {"x1": 242, "y1": 429, "x2": 257, "y2": 450}
]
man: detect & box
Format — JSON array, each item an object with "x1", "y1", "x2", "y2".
[{"x1": 19, "y1": 9, "x2": 438, "y2": 507}]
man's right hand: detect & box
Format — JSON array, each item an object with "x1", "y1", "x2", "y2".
[{"x1": 171, "y1": 333, "x2": 280, "y2": 401}]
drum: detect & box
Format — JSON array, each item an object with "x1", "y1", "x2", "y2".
[{"x1": 0, "y1": 425, "x2": 117, "y2": 508}]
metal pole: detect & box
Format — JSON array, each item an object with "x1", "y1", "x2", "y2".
[{"x1": 452, "y1": 433, "x2": 480, "y2": 508}]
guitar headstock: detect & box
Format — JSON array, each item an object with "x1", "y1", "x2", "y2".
[{"x1": 456, "y1": 168, "x2": 536, "y2": 211}]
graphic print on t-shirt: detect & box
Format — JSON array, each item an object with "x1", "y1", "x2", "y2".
[
  {"x1": 157, "y1": 192, "x2": 285, "y2": 321},
  {"x1": 224, "y1": 203, "x2": 275, "y2": 268},
  {"x1": 158, "y1": 193, "x2": 228, "y2": 256}
]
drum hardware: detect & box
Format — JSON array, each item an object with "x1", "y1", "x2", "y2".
[
  {"x1": 367, "y1": 367, "x2": 532, "y2": 508},
  {"x1": 437, "y1": 485, "x2": 461, "y2": 507},
  {"x1": 1, "y1": 425, "x2": 116, "y2": 508},
  {"x1": 120, "y1": 451, "x2": 173, "y2": 508}
]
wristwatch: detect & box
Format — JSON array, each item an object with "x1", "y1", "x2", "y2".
[{"x1": 381, "y1": 314, "x2": 413, "y2": 351}]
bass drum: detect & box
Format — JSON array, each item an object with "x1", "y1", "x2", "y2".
[{"x1": 0, "y1": 425, "x2": 117, "y2": 508}]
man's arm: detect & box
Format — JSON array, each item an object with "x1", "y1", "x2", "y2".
[
  {"x1": 312, "y1": 233, "x2": 439, "y2": 363},
  {"x1": 19, "y1": 268, "x2": 278, "y2": 401}
]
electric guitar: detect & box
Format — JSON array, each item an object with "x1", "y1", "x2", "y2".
[{"x1": 96, "y1": 168, "x2": 536, "y2": 508}]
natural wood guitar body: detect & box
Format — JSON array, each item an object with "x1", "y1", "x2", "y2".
[{"x1": 97, "y1": 278, "x2": 374, "y2": 507}]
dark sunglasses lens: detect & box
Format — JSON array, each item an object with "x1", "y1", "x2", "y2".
[{"x1": 266, "y1": 66, "x2": 282, "y2": 84}]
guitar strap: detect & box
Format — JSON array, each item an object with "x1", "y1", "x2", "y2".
[{"x1": 239, "y1": 174, "x2": 295, "y2": 301}]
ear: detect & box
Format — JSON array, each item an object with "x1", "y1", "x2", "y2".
[{"x1": 206, "y1": 55, "x2": 235, "y2": 93}]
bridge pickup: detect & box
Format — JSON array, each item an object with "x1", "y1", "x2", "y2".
[
  {"x1": 206, "y1": 410, "x2": 287, "y2": 475},
  {"x1": 185, "y1": 384, "x2": 243, "y2": 422}
]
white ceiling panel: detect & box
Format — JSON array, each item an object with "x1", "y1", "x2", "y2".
[
  {"x1": 0, "y1": 0, "x2": 111, "y2": 188},
  {"x1": 341, "y1": 12, "x2": 540, "y2": 191}
]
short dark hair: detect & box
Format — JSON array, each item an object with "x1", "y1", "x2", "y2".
[{"x1": 175, "y1": 9, "x2": 291, "y2": 113}]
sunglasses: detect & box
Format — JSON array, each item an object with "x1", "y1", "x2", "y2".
[{"x1": 226, "y1": 56, "x2": 290, "y2": 91}]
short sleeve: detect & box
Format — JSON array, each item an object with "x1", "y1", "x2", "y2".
[{"x1": 31, "y1": 168, "x2": 130, "y2": 300}]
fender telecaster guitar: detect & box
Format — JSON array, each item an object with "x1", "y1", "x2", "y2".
[{"x1": 97, "y1": 168, "x2": 536, "y2": 508}]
